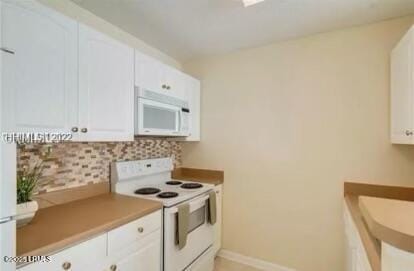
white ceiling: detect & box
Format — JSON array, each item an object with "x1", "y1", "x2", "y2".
[{"x1": 71, "y1": 0, "x2": 414, "y2": 62}]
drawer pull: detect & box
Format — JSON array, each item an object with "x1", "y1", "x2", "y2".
[
  {"x1": 62, "y1": 262, "x2": 71, "y2": 270},
  {"x1": 110, "y1": 264, "x2": 117, "y2": 271},
  {"x1": 138, "y1": 227, "x2": 144, "y2": 233}
]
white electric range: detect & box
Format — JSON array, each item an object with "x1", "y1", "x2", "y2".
[{"x1": 111, "y1": 157, "x2": 215, "y2": 271}]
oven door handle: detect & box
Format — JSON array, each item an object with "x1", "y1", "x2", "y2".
[{"x1": 167, "y1": 194, "x2": 210, "y2": 214}]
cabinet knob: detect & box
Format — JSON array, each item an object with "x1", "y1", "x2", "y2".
[
  {"x1": 81, "y1": 128, "x2": 88, "y2": 133},
  {"x1": 110, "y1": 264, "x2": 117, "y2": 271},
  {"x1": 162, "y1": 84, "x2": 167, "y2": 89},
  {"x1": 62, "y1": 262, "x2": 71, "y2": 270},
  {"x1": 71, "y1": 127, "x2": 78, "y2": 133},
  {"x1": 406, "y1": 130, "x2": 413, "y2": 136},
  {"x1": 137, "y1": 227, "x2": 144, "y2": 233},
  {"x1": 166, "y1": 85, "x2": 171, "y2": 90}
]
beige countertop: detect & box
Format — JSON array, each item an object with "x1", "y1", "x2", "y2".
[
  {"x1": 17, "y1": 193, "x2": 162, "y2": 257},
  {"x1": 344, "y1": 182, "x2": 414, "y2": 271},
  {"x1": 359, "y1": 196, "x2": 414, "y2": 253},
  {"x1": 172, "y1": 167, "x2": 224, "y2": 186}
]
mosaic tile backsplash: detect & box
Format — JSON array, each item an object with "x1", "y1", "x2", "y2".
[{"x1": 17, "y1": 138, "x2": 182, "y2": 194}]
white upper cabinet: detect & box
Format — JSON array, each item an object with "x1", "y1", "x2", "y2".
[
  {"x1": 78, "y1": 24, "x2": 134, "y2": 141},
  {"x1": 391, "y1": 26, "x2": 414, "y2": 144},
  {"x1": 2, "y1": 0, "x2": 197, "y2": 142},
  {"x1": 1, "y1": 1, "x2": 134, "y2": 142},
  {"x1": 164, "y1": 66, "x2": 187, "y2": 100},
  {"x1": 1, "y1": 0, "x2": 78, "y2": 134},
  {"x1": 135, "y1": 50, "x2": 164, "y2": 94},
  {"x1": 135, "y1": 51, "x2": 186, "y2": 100}
]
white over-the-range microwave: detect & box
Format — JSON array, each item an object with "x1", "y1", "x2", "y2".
[{"x1": 134, "y1": 87, "x2": 190, "y2": 137}]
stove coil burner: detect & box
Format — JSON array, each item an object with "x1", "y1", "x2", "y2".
[
  {"x1": 181, "y1": 183, "x2": 203, "y2": 189},
  {"x1": 166, "y1": 181, "x2": 183, "y2": 185},
  {"x1": 157, "y1": 192, "x2": 179, "y2": 198},
  {"x1": 134, "y1": 187, "x2": 161, "y2": 195}
]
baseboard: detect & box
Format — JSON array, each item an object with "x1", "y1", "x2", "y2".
[{"x1": 218, "y1": 249, "x2": 296, "y2": 271}]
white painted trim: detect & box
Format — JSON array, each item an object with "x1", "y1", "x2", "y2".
[{"x1": 218, "y1": 249, "x2": 296, "y2": 271}]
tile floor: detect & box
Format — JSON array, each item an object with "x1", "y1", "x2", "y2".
[{"x1": 214, "y1": 257, "x2": 262, "y2": 271}]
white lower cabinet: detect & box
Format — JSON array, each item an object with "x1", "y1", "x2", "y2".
[
  {"x1": 382, "y1": 242, "x2": 414, "y2": 271},
  {"x1": 18, "y1": 234, "x2": 106, "y2": 271},
  {"x1": 343, "y1": 201, "x2": 372, "y2": 271},
  {"x1": 19, "y1": 211, "x2": 162, "y2": 271},
  {"x1": 345, "y1": 201, "x2": 414, "y2": 271},
  {"x1": 107, "y1": 210, "x2": 161, "y2": 256},
  {"x1": 109, "y1": 232, "x2": 161, "y2": 271},
  {"x1": 105, "y1": 211, "x2": 162, "y2": 271},
  {"x1": 213, "y1": 185, "x2": 223, "y2": 255}
]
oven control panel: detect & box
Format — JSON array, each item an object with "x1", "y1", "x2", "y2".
[{"x1": 114, "y1": 157, "x2": 173, "y2": 181}]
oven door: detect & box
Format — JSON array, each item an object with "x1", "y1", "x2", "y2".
[
  {"x1": 137, "y1": 98, "x2": 182, "y2": 136},
  {"x1": 164, "y1": 193, "x2": 214, "y2": 271}
]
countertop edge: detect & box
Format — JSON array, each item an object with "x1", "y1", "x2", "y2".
[
  {"x1": 344, "y1": 181, "x2": 414, "y2": 271},
  {"x1": 359, "y1": 197, "x2": 414, "y2": 254},
  {"x1": 17, "y1": 194, "x2": 163, "y2": 258},
  {"x1": 19, "y1": 205, "x2": 161, "y2": 257}
]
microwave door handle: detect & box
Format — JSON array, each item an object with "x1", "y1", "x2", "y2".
[
  {"x1": 170, "y1": 110, "x2": 180, "y2": 135},
  {"x1": 177, "y1": 109, "x2": 182, "y2": 134}
]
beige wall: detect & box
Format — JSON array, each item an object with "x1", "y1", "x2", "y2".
[
  {"x1": 38, "y1": 0, "x2": 181, "y2": 69},
  {"x1": 183, "y1": 16, "x2": 414, "y2": 271}
]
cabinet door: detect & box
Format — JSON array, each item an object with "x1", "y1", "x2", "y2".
[
  {"x1": 164, "y1": 66, "x2": 186, "y2": 100},
  {"x1": 382, "y1": 242, "x2": 414, "y2": 271},
  {"x1": 135, "y1": 51, "x2": 186, "y2": 99},
  {"x1": 0, "y1": 221, "x2": 15, "y2": 271},
  {"x1": 345, "y1": 232, "x2": 357, "y2": 271},
  {"x1": 391, "y1": 27, "x2": 414, "y2": 144},
  {"x1": 18, "y1": 234, "x2": 106, "y2": 271},
  {"x1": 1, "y1": 0, "x2": 78, "y2": 134},
  {"x1": 135, "y1": 50, "x2": 164, "y2": 94},
  {"x1": 115, "y1": 238, "x2": 161, "y2": 271},
  {"x1": 78, "y1": 24, "x2": 134, "y2": 141},
  {"x1": 0, "y1": 142, "x2": 16, "y2": 219},
  {"x1": 184, "y1": 76, "x2": 201, "y2": 141},
  {"x1": 213, "y1": 185, "x2": 222, "y2": 255}
]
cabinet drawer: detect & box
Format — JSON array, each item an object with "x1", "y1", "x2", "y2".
[
  {"x1": 110, "y1": 230, "x2": 162, "y2": 271},
  {"x1": 19, "y1": 234, "x2": 106, "y2": 271},
  {"x1": 108, "y1": 210, "x2": 162, "y2": 256}
]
